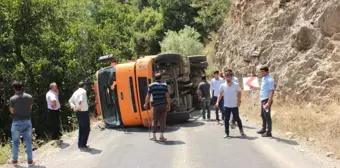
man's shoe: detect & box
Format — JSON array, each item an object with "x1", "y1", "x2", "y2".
[
  {"x1": 150, "y1": 136, "x2": 157, "y2": 141},
  {"x1": 56, "y1": 140, "x2": 62, "y2": 146},
  {"x1": 7, "y1": 159, "x2": 18, "y2": 165},
  {"x1": 159, "y1": 136, "x2": 167, "y2": 142},
  {"x1": 28, "y1": 160, "x2": 36, "y2": 166},
  {"x1": 262, "y1": 132, "x2": 272, "y2": 137},
  {"x1": 223, "y1": 134, "x2": 230, "y2": 138},
  {"x1": 240, "y1": 130, "x2": 246, "y2": 136},
  {"x1": 257, "y1": 129, "x2": 266, "y2": 134}
]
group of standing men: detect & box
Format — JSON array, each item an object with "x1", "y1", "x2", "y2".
[
  {"x1": 197, "y1": 66, "x2": 275, "y2": 138},
  {"x1": 7, "y1": 81, "x2": 92, "y2": 166}
]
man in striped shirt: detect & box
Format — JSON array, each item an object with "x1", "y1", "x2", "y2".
[{"x1": 144, "y1": 73, "x2": 171, "y2": 142}]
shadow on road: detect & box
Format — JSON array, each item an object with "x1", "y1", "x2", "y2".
[
  {"x1": 242, "y1": 125, "x2": 256, "y2": 130},
  {"x1": 230, "y1": 135, "x2": 258, "y2": 140},
  {"x1": 114, "y1": 126, "x2": 181, "y2": 134},
  {"x1": 59, "y1": 142, "x2": 70, "y2": 149},
  {"x1": 270, "y1": 136, "x2": 299, "y2": 146},
  {"x1": 175, "y1": 121, "x2": 205, "y2": 128},
  {"x1": 156, "y1": 140, "x2": 185, "y2": 145},
  {"x1": 80, "y1": 147, "x2": 102, "y2": 155},
  {"x1": 14, "y1": 165, "x2": 46, "y2": 168}
]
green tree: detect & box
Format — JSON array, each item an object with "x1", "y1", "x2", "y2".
[
  {"x1": 133, "y1": 7, "x2": 164, "y2": 56},
  {"x1": 159, "y1": 25, "x2": 203, "y2": 56},
  {"x1": 191, "y1": 0, "x2": 231, "y2": 36},
  {"x1": 152, "y1": 0, "x2": 199, "y2": 33}
]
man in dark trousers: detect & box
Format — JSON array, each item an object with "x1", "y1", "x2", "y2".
[
  {"x1": 216, "y1": 72, "x2": 245, "y2": 138},
  {"x1": 257, "y1": 66, "x2": 275, "y2": 137},
  {"x1": 46, "y1": 82, "x2": 62, "y2": 146},
  {"x1": 144, "y1": 73, "x2": 171, "y2": 142},
  {"x1": 8, "y1": 81, "x2": 35, "y2": 166},
  {"x1": 210, "y1": 70, "x2": 225, "y2": 122},
  {"x1": 197, "y1": 75, "x2": 211, "y2": 120},
  {"x1": 69, "y1": 82, "x2": 91, "y2": 150}
]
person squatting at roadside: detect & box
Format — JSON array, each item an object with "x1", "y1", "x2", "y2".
[
  {"x1": 257, "y1": 66, "x2": 275, "y2": 137},
  {"x1": 216, "y1": 72, "x2": 245, "y2": 138},
  {"x1": 211, "y1": 70, "x2": 225, "y2": 122},
  {"x1": 144, "y1": 73, "x2": 171, "y2": 142},
  {"x1": 197, "y1": 75, "x2": 211, "y2": 120}
]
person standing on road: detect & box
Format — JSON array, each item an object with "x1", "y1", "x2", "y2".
[
  {"x1": 225, "y1": 69, "x2": 239, "y2": 84},
  {"x1": 219, "y1": 72, "x2": 224, "y2": 79},
  {"x1": 257, "y1": 66, "x2": 275, "y2": 137},
  {"x1": 197, "y1": 75, "x2": 211, "y2": 120},
  {"x1": 46, "y1": 82, "x2": 62, "y2": 146},
  {"x1": 216, "y1": 72, "x2": 245, "y2": 138},
  {"x1": 211, "y1": 70, "x2": 225, "y2": 123},
  {"x1": 144, "y1": 73, "x2": 171, "y2": 142},
  {"x1": 225, "y1": 69, "x2": 239, "y2": 125},
  {"x1": 69, "y1": 82, "x2": 91, "y2": 150},
  {"x1": 8, "y1": 81, "x2": 35, "y2": 166}
]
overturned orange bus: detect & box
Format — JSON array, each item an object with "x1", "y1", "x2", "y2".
[{"x1": 94, "y1": 53, "x2": 208, "y2": 128}]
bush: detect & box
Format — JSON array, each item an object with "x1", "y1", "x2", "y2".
[{"x1": 159, "y1": 25, "x2": 204, "y2": 56}]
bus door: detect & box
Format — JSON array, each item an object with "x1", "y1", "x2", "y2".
[
  {"x1": 115, "y1": 62, "x2": 143, "y2": 126},
  {"x1": 135, "y1": 57, "x2": 153, "y2": 127}
]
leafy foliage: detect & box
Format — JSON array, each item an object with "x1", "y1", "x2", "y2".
[
  {"x1": 160, "y1": 25, "x2": 204, "y2": 56},
  {"x1": 191, "y1": 0, "x2": 231, "y2": 35},
  {"x1": 0, "y1": 0, "x2": 231, "y2": 146}
]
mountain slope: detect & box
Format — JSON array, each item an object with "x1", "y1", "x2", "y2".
[{"x1": 214, "y1": 0, "x2": 340, "y2": 104}]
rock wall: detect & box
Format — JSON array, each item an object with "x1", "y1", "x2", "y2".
[{"x1": 214, "y1": 0, "x2": 340, "y2": 104}]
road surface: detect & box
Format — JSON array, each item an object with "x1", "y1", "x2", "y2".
[{"x1": 1, "y1": 111, "x2": 330, "y2": 168}]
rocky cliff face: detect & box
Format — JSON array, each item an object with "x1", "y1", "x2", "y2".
[{"x1": 214, "y1": 0, "x2": 340, "y2": 104}]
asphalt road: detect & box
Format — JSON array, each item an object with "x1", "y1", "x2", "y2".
[{"x1": 2, "y1": 111, "x2": 328, "y2": 168}]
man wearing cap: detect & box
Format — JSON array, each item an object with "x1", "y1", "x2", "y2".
[
  {"x1": 46, "y1": 82, "x2": 62, "y2": 146},
  {"x1": 69, "y1": 82, "x2": 91, "y2": 150}
]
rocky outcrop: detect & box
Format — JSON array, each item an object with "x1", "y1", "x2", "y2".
[{"x1": 214, "y1": 0, "x2": 340, "y2": 103}]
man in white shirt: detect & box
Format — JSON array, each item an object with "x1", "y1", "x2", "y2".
[
  {"x1": 68, "y1": 82, "x2": 90, "y2": 150},
  {"x1": 225, "y1": 69, "x2": 239, "y2": 125},
  {"x1": 216, "y1": 71, "x2": 245, "y2": 138},
  {"x1": 211, "y1": 70, "x2": 225, "y2": 122},
  {"x1": 46, "y1": 82, "x2": 62, "y2": 146}
]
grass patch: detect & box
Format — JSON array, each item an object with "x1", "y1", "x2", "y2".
[
  {"x1": 0, "y1": 142, "x2": 31, "y2": 164},
  {"x1": 240, "y1": 90, "x2": 340, "y2": 159},
  {"x1": 0, "y1": 143, "x2": 11, "y2": 164}
]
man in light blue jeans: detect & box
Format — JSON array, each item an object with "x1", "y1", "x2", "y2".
[{"x1": 8, "y1": 81, "x2": 35, "y2": 166}]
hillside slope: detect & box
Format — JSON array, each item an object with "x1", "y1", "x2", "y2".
[{"x1": 214, "y1": 0, "x2": 340, "y2": 104}]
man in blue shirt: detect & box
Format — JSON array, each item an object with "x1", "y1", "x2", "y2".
[{"x1": 257, "y1": 66, "x2": 275, "y2": 137}]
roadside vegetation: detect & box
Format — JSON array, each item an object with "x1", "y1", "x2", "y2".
[{"x1": 0, "y1": 0, "x2": 231, "y2": 164}]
